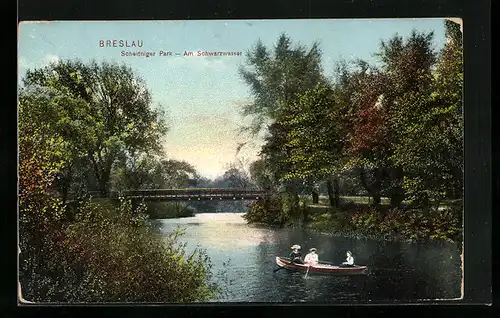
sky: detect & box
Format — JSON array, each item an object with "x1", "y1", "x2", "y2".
[{"x1": 18, "y1": 19, "x2": 448, "y2": 179}]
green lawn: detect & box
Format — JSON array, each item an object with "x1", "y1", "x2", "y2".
[{"x1": 300, "y1": 195, "x2": 391, "y2": 205}]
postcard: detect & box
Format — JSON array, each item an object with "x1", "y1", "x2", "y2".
[{"x1": 17, "y1": 18, "x2": 464, "y2": 304}]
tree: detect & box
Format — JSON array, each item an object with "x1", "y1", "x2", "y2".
[
  {"x1": 388, "y1": 22, "x2": 463, "y2": 207},
  {"x1": 222, "y1": 158, "x2": 252, "y2": 188},
  {"x1": 339, "y1": 30, "x2": 438, "y2": 207},
  {"x1": 111, "y1": 154, "x2": 164, "y2": 191},
  {"x1": 18, "y1": 68, "x2": 220, "y2": 303},
  {"x1": 333, "y1": 61, "x2": 392, "y2": 205},
  {"x1": 160, "y1": 159, "x2": 199, "y2": 188},
  {"x1": 237, "y1": 33, "x2": 330, "y2": 221},
  {"x1": 249, "y1": 159, "x2": 274, "y2": 190},
  {"x1": 22, "y1": 59, "x2": 168, "y2": 196},
  {"x1": 238, "y1": 33, "x2": 326, "y2": 137},
  {"x1": 278, "y1": 85, "x2": 345, "y2": 208}
]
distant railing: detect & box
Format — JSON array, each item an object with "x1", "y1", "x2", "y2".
[
  {"x1": 65, "y1": 188, "x2": 267, "y2": 202},
  {"x1": 111, "y1": 188, "x2": 267, "y2": 201}
]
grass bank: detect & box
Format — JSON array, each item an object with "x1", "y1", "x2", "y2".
[
  {"x1": 80, "y1": 198, "x2": 196, "y2": 219},
  {"x1": 147, "y1": 202, "x2": 196, "y2": 219},
  {"x1": 306, "y1": 203, "x2": 462, "y2": 244},
  {"x1": 244, "y1": 196, "x2": 463, "y2": 244}
]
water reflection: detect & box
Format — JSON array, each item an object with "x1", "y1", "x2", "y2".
[{"x1": 150, "y1": 213, "x2": 461, "y2": 302}]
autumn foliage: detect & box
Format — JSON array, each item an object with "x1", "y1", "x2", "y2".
[
  {"x1": 242, "y1": 23, "x2": 463, "y2": 243},
  {"x1": 18, "y1": 62, "x2": 220, "y2": 302}
]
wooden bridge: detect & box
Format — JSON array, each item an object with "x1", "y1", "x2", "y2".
[{"x1": 109, "y1": 188, "x2": 267, "y2": 202}]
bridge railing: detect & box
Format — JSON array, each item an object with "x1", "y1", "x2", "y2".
[{"x1": 109, "y1": 188, "x2": 267, "y2": 199}]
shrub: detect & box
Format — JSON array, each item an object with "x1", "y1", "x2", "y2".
[
  {"x1": 18, "y1": 116, "x2": 220, "y2": 303},
  {"x1": 147, "y1": 202, "x2": 196, "y2": 219},
  {"x1": 20, "y1": 199, "x2": 220, "y2": 303},
  {"x1": 243, "y1": 195, "x2": 282, "y2": 225},
  {"x1": 345, "y1": 203, "x2": 462, "y2": 243}
]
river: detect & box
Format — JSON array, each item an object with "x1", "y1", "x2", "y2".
[{"x1": 149, "y1": 212, "x2": 462, "y2": 303}]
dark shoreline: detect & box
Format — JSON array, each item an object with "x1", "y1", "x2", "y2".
[{"x1": 244, "y1": 218, "x2": 462, "y2": 246}]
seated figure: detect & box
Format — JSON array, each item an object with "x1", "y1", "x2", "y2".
[
  {"x1": 304, "y1": 248, "x2": 319, "y2": 265},
  {"x1": 341, "y1": 251, "x2": 355, "y2": 267},
  {"x1": 289, "y1": 244, "x2": 304, "y2": 264}
]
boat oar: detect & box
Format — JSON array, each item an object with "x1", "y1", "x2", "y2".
[
  {"x1": 304, "y1": 264, "x2": 311, "y2": 278},
  {"x1": 273, "y1": 266, "x2": 285, "y2": 273}
]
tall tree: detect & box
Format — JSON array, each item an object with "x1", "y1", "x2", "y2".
[
  {"x1": 340, "y1": 30, "x2": 438, "y2": 207},
  {"x1": 335, "y1": 61, "x2": 392, "y2": 205},
  {"x1": 22, "y1": 59, "x2": 168, "y2": 195},
  {"x1": 279, "y1": 85, "x2": 345, "y2": 208},
  {"x1": 222, "y1": 158, "x2": 252, "y2": 188},
  {"x1": 249, "y1": 158, "x2": 275, "y2": 191},
  {"x1": 160, "y1": 159, "x2": 199, "y2": 189},
  {"x1": 389, "y1": 22, "x2": 463, "y2": 206},
  {"x1": 111, "y1": 154, "x2": 164, "y2": 191},
  {"x1": 238, "y1": 33, "x2": 328, "y2": 217},
  {"x1": 238, "y1": 33, "x2": 326, "y2": 137}
]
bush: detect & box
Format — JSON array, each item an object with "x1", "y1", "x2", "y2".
[
  {"x1": 147, "y1": 202, "x2": 196, "y2": 219},
  {"x1": 18, "y1": 72, "x2": 220, "y2": 303},
  {"x1": 243, "y1": 195, "x2": 283, "y2": 225},
  {"x1": 20, "y1": 199, "x2": 220, "y2": 303},
  {"x1": 346, "y1": 203, "x2": 463, "y2": 243}
]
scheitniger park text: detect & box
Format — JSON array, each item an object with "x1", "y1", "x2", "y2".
[{"x1": 17, "y1": 18, "x2": 464, "y2": 303}]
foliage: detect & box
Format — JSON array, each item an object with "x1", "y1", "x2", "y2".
[
  {"x1": 222, "y1": 158, "x2": 253, "y2": 188},
  {"x1": 18, "y1": 60, "x2": 220, "y2": 303},
  {"x1": 22, "y1": 59, "x2": 169, "y2": 195},
  {"x1": 160, "y1": 159, "x2": 199, "y2": 188},
  {"x1": 111, "y1": 156, "x2": 199, "y2": 191},
  {"x1": 243, "y1": 196, "x2": 283, "y2": 225},
  {"x1": 388, "y1": 24, "x2": 463, "y2": 205},
  {"x1": 111, "y1": 153, "x2": 164, "y2": 191},
  {"x1": 348, "y1": 203, "x2": 462, "y2": 243},
  {"x1": 238, "y1": 33, "x2": 326, "y2": 137},
  {"x1": 19, "y1": 168, "x2": 218, "y2": 303},
  {"x1": 278, "y1": 85, "x2": 344, "y2": 182},
  {"x1": 238, "y1": 22, "x2": 463, "y2": 243},
  {"x1": 147, "y1": 202, "x2": 196, "y2": 219},
  {"x1": 248, "y1": 158, "x2": 275, "y2": 190}
]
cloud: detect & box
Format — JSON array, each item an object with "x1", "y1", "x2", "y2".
[
  {"x1": 41, "y1": 54, "x2": 60, "y2": 66},
  {"x1": 18, "y1": 54, "x2": 60, "y2": 74},
  {"x1": 18, "y1": 56, "x2": 31, "y2": 69}
]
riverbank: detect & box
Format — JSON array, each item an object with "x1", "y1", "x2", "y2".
[
  {"x1": 244, "y1": 198, "x2": 463, "y2": 245},
  {"x1": 80, "y1": 198, "x2": 196, "y2": 219},
  {"x1": 147, "y1": 202, "x2": 196, "y2": 219}
]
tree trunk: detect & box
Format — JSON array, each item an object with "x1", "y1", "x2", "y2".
[
  {"x1": 131, "y1": 199, "x2": 139, "y2": 215},
  {"x1": 311, "y1": 190, "x2": 319, "y2": 204},
  {"x1": 326, "y1": 179, "x2": 335, "y2": 208},
  {"x1": 359, "y1": 167, "x2": 381, "y2": 205},
  {"x1": 302, "y1": 200, "x2": 309, "y2": 223},
  {"x1": 61, "y1": 178, "x2": 70, "y2": 203},
  {"x1": 293, "y1": 191, "x2": 300, "y2": 218},
  {"x1": 333, "y1": 177, "x2": 340, "y2": 208},
  {"x1": 98, "y1": 176, "x2": 109, "y2": 196},
  {"x1": 387, "y1": 167, "x2": 405, "y2": 208}
]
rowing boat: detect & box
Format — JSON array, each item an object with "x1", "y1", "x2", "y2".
[{"x1": 275, "y1": 256, "x2": 368, "y2": 275}]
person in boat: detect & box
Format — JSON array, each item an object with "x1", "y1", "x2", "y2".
[
  {"x1": 304, "y1": 247, "x2": 319, "y2": 265},
  {"x1": 340, "y1": 250, "x2": 355, "y2": 267},
  {"x1": 289, "y1": 244, "x2": 304, "y2": 264}
]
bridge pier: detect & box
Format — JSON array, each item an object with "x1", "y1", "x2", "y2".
[{"x1": 131, "y1": 199, "x2": 140, "y2": 215}]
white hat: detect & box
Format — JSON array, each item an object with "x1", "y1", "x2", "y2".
[{"x1": 291, "y1": 244, "x2": 301, "y2": 250}]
